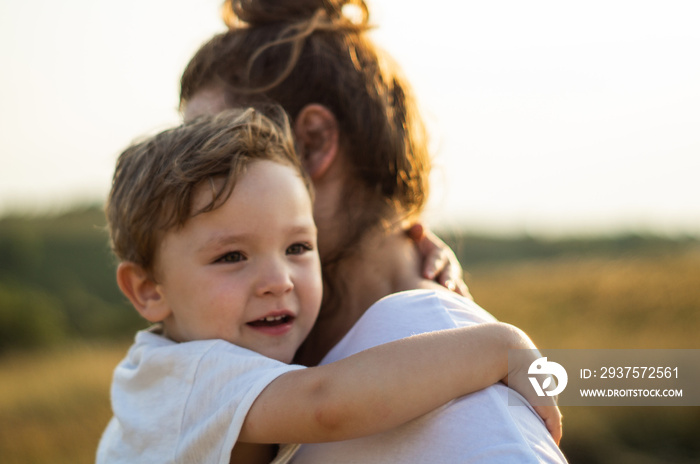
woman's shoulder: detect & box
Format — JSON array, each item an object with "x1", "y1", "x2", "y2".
[
  {"x1": 369, "y1": 289, "x2": 498, "y2": 325},
  {"x1": 321, "y1": 289, "x2": 498, "y2": 363}
]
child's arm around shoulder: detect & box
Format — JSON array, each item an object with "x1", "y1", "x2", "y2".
[{"x1": 239, "y1": 322, "x2": 562, "y2": 445}]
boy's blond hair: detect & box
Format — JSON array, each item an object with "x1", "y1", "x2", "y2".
[{"x1": 106, "y1": 107, "x2": 310, "y2": 275}]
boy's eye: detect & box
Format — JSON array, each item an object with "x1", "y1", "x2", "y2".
[
  {"x1": 286, "y1": 243, "x2": 312, "y2": 255},
  {"x1": 217, "y1": 251, "x2": 245, "y2": 263}
]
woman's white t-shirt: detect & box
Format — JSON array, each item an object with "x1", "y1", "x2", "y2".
[{"x1": 289, "y1": 289, "x2": 568, "y2": 464}]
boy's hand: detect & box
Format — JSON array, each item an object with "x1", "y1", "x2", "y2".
[
  {"x1": 502, "y1": 349, "x2": 563, "y2": 445},
  {"x1": 406, "y1": 224, "x2": 472, "y2": 299},
  {"x1": 533, "y1": 403, "x2": 563, "y2": 445}
]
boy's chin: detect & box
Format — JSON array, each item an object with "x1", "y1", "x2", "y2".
[{"x1": 269, "y1": 351, "x2": 296, "y2": 364}]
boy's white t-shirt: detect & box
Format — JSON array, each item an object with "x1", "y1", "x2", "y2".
[
  {"x1": 96, "y1": 329, "x2": 304, "y2": 464},
  {"x1": 289, "y1": 289, "x2": 568, "y2": 464}
]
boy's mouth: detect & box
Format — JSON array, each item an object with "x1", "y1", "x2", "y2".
[{"x1": 247, "y1": 314, "x2": 294, "y2": 328}]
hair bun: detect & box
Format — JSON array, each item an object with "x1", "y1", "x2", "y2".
[{"x1": 223, "y1": 0, "x2": 368, "y2": 28}]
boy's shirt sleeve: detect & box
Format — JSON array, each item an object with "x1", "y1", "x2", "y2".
[{"x1": 96, "y1": 330, "x2": 304, "y2": 464}]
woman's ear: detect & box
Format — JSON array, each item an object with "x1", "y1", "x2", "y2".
[
  {"x1": 294, "y1": 104, "x2": 339, "y2": 180},
  {"x1": 116, "y1": 262, "x2": 171, "y2": 323}
]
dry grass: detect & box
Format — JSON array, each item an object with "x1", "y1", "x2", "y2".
[
  {"x1": 468, "y1": 249, "x2": 700, "y2": 350},
  {"x1": 0, "y1": 343, "x2": 128, "y2": 464}
]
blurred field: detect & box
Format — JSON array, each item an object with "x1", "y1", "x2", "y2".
[
  {"x1": 1, "y1": 208, "x2": 699, "y2": 463},
  {"x1": 469, "y1": 250, "x2": 700, "y2": 350},
  {"x1": 0, "y1": 342, "x2": 128, "y2": 464}
]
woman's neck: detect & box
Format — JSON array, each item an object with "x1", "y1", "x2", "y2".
[{"x1": 295, "y1": 220, "x2": 433, "y2": 366}]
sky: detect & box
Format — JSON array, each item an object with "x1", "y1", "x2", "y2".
[{"x1": 1, "y1": 0, "x2": 699, "y2": 237}]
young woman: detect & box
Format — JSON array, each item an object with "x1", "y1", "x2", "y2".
[{"x1": 179, "y1": 1, "x2": 567, "y2": 462}]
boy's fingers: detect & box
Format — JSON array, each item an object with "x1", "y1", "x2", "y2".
[
  {"x1": 406, "y1": 224, "x2": 471, "y2": 297},
  {"x1": 536, "y1": 405, "x2": 563, "y2": 445},
  {"x1": 456, "y1": 281, "x2": 472, "y2": 299},
  {"x1": 439, "y1": 273, "x2": 472, "y2": 299},
  {"x1": 425, "y1": 250, "x2": 448, "y2": 280},
  {"x1": 406, "y1": 223, "x2": 425, "y2": 242},
  {"x1": 548, "y1": 414, "x2": 562, "y2": 445}
]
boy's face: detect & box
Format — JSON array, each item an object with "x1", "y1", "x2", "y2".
[{"x1": 153, "y1": 160, "x2": 322, "y2": 363}]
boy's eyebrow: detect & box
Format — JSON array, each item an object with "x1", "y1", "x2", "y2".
[
  {"x1": 198, "y1": 224, "x2": 317, "y2": 253},
  {"x1": 197, "y1": 233, "x2": 249, "y2": 253},
  {"x1": 288, "y1": 223, "x2": 317, "y2": 235}
]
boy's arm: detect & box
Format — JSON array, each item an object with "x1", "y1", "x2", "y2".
[{"x1": 239, "y1": 322, "x2": 561, "y2": 445}]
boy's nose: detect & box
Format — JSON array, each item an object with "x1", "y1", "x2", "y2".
[{"x1": 256, "y1": 259, "x2": 294, "y2": 296}]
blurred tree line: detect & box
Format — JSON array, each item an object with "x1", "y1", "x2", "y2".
[
  {"x1": 0, "y1": 206, "x2": 144, "y2": 352},
  {"x1": 0, "y1": 205, "x2": 697, "y2": 353}
]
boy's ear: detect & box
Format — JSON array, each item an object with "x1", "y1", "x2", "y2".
[
  {"x1": 116, "y1": 262, "x2": 171, "y2": 323},
  {"x1": 294, "y1": 104, "x2": 339, "y2": 180}
]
